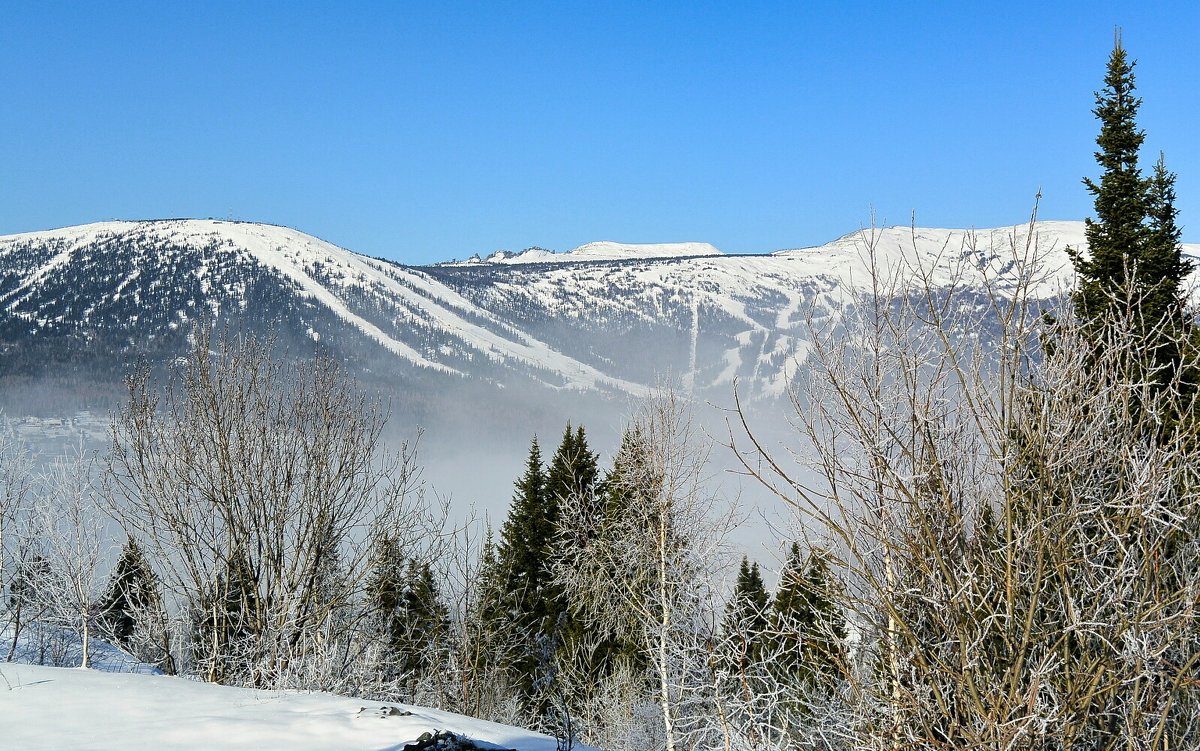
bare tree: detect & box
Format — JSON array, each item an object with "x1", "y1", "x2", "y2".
[
  {"x1": 33, "y1": 442, "x2": 108, "y2": 668},
  {"x1": 734, "y1": 210, "x2": 1200, "y2": 749},
  {"x1": 0, "y1": 423, "x2": 34, "y2": 659},
  {"x1": 556, "y1": 389, "x2": 737, "y2": 751},
  {"x1": 107, "y1": 327, "x2": 428, "y2": 687},
  {"x1": 431, "y1": 518, "x2": 527, "y2": 727}
]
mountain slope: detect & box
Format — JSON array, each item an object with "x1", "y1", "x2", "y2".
[
  {"x1": 459, "y1": 240, "x2": 723, "y2": 265},
  {"x1": 2, "y1": 218, "x2": 1194, "y2": 403}
]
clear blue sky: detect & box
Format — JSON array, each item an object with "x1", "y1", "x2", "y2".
[{"x1": 2, "y1": 1, "x2": 1197, "y2": 264}]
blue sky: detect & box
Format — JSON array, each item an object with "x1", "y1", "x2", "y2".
[{"x1": 2, "y1": 1, "x2": 1196, "y2": 264}]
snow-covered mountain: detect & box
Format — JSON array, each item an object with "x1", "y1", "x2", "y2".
[
  {"x1": 2, "y1": 218, "x2": 1194, "y2": 408},
  {"x1": 455, "y1": 240, "x2": 724, "y2": 265}
]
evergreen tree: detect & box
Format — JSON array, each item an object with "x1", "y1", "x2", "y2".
[
  {"x1": 461, "y1": 523, "x2": 522, "y2": 717},
  {"x1": 367, "y1": 532, "x2": 451, "y2": 692},
  {"x1": 400, "y1": 559, "x2": 451, "y2": 677},
  {"x1": 554, "y1": 426, "x2": 651, "y2": 692},
  {"x1": 8, "y1": 551, "x2": 51, "y2": 613},
  {"x1": 193, "y1": 550, "x2": 260, "y2": 684},
  {"x1": 5, "y1": 551, "x2": 52, "y2": 665},
  {"x1": 720, "y1": 556, "x2": 770, "y2": 674},
  {"x1": 495, "y1": 436, "x2": 551, "y2": 627},
  {"x1": 770, "y1": 543, "x2": 846, "y2": 689},
  {"x1": 590, "y1": 423, "x2": 665, "y2": 669},
  {"x1": 97, "y1": 537, "x2": 172, "y2": 672},
  {"x1": 1143, "y1": 154, "x2": 1190, "y2": 331},
  {"x1": 541, "y1": 424, "x2": 601, "y2": 684},
  {"x1": 495, "y1": 426, "x2": 601, "y2": 635},
  {"x1": 98, "y1": 538, "x2": 158, "y2": 644},
  {"x1": 1069, "y1": 35, "x2": 1191, "y2": 381},
  {"x1": 545, "y1": 424, "x2": 600, "y2": 509},
  {"x1": 367, "y1": 531, "x2": 406, "y2": 679},
  {"x1": 491, "y1": 436, "x2": 554, "y2": 704},
  {"x1": 491, "y1": 426, "x2": 603, "y2": 719},
  {"x1": 986, "y1": 40, "x2": 1198, "y2": 746},
  {"x1": 474, "y1": 524, "x2": 505, "y2": 627}
]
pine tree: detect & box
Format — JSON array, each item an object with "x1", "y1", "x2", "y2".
[
  {"x1": 367, "y1": 531, "x2": 451, "y2": 694},
  {"x1": 461, "y1": 523, "x2": 524, "y2": 718},
  {"x1": 541, "y1": 424, "x2": 601, "y2": 685},
  {"x1": 5, "y1": 551, "x2": 52, "y2": 664},
  {"x1": 495, "y1": 436, "x2": 550, "y2": 628},
  {"x1": 367, "y1": 531, "x2": 406, "y2": 680},
  {"x1": 545, "y1": 424, "x2": 599, "y2": 510},
  {"x1": 7, "y1": 551, "x2": 52, "y2": 658},
  {"x1": 1069, "y1": 35, "x2": 1191, "y2": 381},
  {"x1": 193, "y1": 550, "x2": 260, "y2": 684},
  {"x1": 491, "y1": 426, "x2": 604, "y2": 720},
  {"x1": 8, "y1": 551, "x2": 51, "y2": 613},
  {"x1": 1143, "y1": 154, "x2": 1190, "y2": 331},
  {"x1": 590, "y1": 423, "x2": 686, "y2": 665},
  {"x1": 99, "y1": 538, "x2": 157, "y2": 644},
  {"x1": 557, "y1": 426, "x2": 650, "y2": 687},
  {"x1": 475, "y1": 524, "x2": 505, "y2": 627},
  {"x1": 400, "y1": 559, "x2": 450, "y2": 677}
]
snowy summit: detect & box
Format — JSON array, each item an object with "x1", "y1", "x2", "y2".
[{"x1": 457, "y1": 240, "x2": 723, "y2": 265}]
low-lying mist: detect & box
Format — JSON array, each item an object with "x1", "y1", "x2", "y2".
[{"x1": 4, "y1": 373, "x2": 814, "y2": 580}]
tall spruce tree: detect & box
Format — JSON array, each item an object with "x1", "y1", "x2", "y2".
[
  {"x1": 545, "y1": 424, "x2": 599, "y2": 508},
  {"x1": 401, "y1": 559, "x2": 450, "y2": 675},
  {"x1": 495, "y1": 436, "x2": 550, "y2": 626},
  {"x1": 490, "y1": 426, "x2": 603, "y2": 718},
  {"x1": 491, "y1": 435, "x2": 557, "y2": 706},
  {"x1": 1069, "y1": 35, "x2": 1191, "y2": 381},
  {"x1": 542, "y1": 424, "x2": 600, "y2": 673},
  {"x1": 193, "y1": 550, "x2": 261, "y2": 684},
  {"x1": 7, "y1": 551, "x2": 51, "y2": 657},
  {"x1": 367, "y1": 532, "x2": 406, "y2": 679},
  {"x1": 558, "y1": 426, "x2": 651, "y2": 683}
]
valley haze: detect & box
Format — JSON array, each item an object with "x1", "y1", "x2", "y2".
[{"x1": 4, "y1": 217, "x2": 1199, "y2": 555}]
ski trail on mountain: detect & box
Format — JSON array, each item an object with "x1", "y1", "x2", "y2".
[{"x1": 686, "y1": 295, "x2": 699, "y2": 394}]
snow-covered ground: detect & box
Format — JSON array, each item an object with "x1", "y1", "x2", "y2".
[
  {"x1": 0, "y1": 663, "x2": 573, "y2": 750},
  {"x1": 0, "y1": 628, "x2": 577, "y2": 750}
]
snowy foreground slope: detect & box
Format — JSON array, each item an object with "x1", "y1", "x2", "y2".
[
  {"x1": 0, "y1": 662, "x2": 574, "y2": 751},
  {"x1": 0, "y1": 626, "x2": 574, "y2": 751}
]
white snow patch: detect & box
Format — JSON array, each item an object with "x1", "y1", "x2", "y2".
[
  {"x1": 0, "y1": 663, "x2": 576, "y2": 751},
  {"x1": 465, "y1": 241, "x2": 723, "y2": 265}
]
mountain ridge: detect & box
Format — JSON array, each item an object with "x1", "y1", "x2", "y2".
[{"x1": 3, "y1": 218, "x2": 1196, "y2": 406}]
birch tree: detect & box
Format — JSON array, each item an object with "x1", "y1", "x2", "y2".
[
  {"x1": 556, "y1": 390, "x2": 735, "y2": 751},
  {"x1": 34, "y1": 443, "x2": 107, "y2": 668},
  {"x1": 0, "y1": 425, "x2": 33, "y2": 656}
]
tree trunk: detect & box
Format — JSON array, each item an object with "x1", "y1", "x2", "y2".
[
  {"x1": 657, "y1": 514, "x2": 675, "y2": 751},
  {"x1": 80, "y1": 611, "x2": 90, "y2": 669}
]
